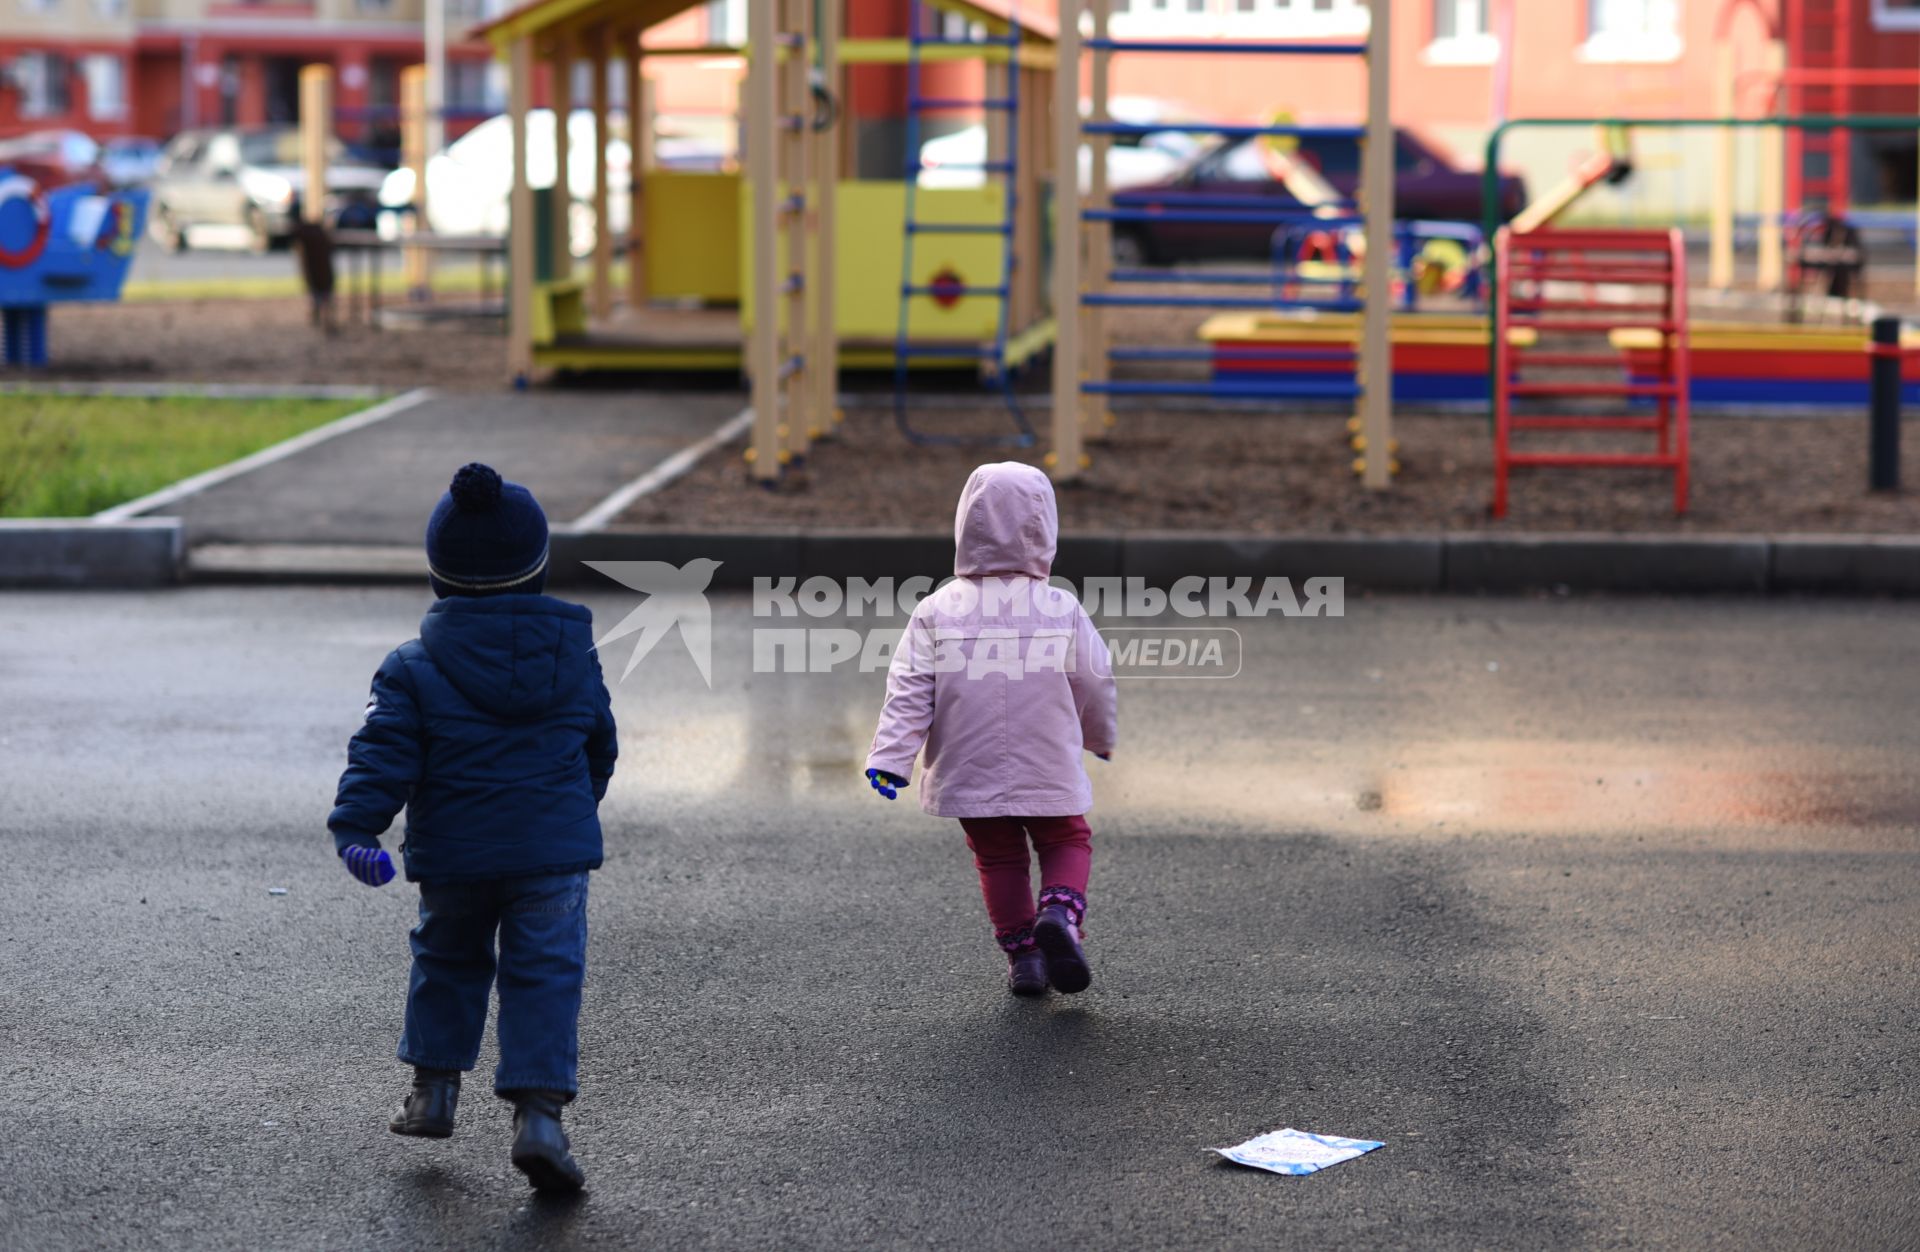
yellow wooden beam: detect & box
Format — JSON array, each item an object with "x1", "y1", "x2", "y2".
[
  {"x1": 485, "y1": 0, "x2": 705, "y2": 57},
  {"x1": 837, "y1": 38, "x2": 1054, "y2": 69}
]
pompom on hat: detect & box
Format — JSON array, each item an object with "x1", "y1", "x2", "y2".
[{"x1": 424, "y1": 463, "x2": 550, "y2": 598}]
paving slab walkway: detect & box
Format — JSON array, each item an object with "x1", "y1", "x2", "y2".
[{"x1": 151, "y1": 389, "x2": 745, "y2": 546}]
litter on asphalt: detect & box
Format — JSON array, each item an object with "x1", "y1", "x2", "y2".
[
  {"x1": 1213, "y1": 1128, "x2": 1384, "y2": 1176},
  {"x1": 267, "y1": 887, "x2": 289, "y2": 896}
]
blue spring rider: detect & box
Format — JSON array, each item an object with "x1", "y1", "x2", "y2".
[{"x1": 0, "y1": 169, "x2": 149, "y2": 368}]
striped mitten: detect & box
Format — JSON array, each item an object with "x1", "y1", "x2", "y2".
[{"x1": 341, "y1": 844, "x2": 396, "y2": 887}]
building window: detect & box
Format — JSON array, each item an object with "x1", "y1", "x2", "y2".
[
  {"x1": 1427, "y1": 0, "x2": 1496, "y2": 64},
  {"x1": 1873, "y1": 0, "x2": 1920, "y2": 30},
  {"x1": 81, "y1": 54, "x2": 125, "y2": 121},
  {"x1": 1582, "y1": 0, "x2": 1681, "y2": 62},
  {"x1": 1114, "y1": 0, "x2": 1369, "y2": 38},
  {"x1": 1434, "y1": 0, "x2": 1485, "y2": 39},
  {"x1": 705, "y1": 0, "x2": 745, "y2": 46},
  {"x1": 94, "y1": 0, "x2": 127, "y2": 16},
  {"x1": 16, "y1": 0, "x2": 57, "y2": 12},
  {"x1": 11, "y1": 52, "x2": 72, "y2": 118},
  {"x1": 446, "y1": 59, "x2": 502, "y2": 115}
]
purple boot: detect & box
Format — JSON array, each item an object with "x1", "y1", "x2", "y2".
[
  {"x1": 999, "y1": 927, "x2": 1049, "y2": 997},
  {"x1": 1033, "y1": 887, "x2": 1091, "y2": 994}
]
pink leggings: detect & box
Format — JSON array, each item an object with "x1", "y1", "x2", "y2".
[{"x1": 959, "y1": 815, "x2": 1092, "y2": 948}]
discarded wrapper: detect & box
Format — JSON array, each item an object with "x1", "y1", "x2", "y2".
[
  {"x1": 1213, "y1": 1128, "x2": 1384, "y2": 1176},
  {"x1": 267, "y1": 887, "x2": 289, "y2": 896}
]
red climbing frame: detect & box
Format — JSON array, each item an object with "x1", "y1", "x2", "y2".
[
  {"x1": 1786, "y1": 0, "x2": 1855, "y2": 216},
  {"x1": 1494, "y1": 227, "x2": 1691, "y2": 518}
]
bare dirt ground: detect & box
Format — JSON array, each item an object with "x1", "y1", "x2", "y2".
[
  {"x1": 625, "y1": 401, "x2": 1920, "y2": 535},
  {"x1": 26, "y1": 298, "x2": 504, "y2": 392},
  {"x1": 21, "y1": 294, "x2": 1920, "y2": 536}
]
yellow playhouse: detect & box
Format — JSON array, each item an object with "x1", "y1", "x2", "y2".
[{"x1": 473, "y1": 0, "x2": 1059, "y2": 406}]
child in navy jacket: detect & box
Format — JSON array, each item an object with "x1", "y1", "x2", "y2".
[{"x1": 329, "y1": 463, "x2": 617, "y2": 1193}]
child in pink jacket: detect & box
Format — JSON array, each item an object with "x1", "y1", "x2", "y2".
[{"x1": 866, "y1": 462, "x2": 1118, "y2": 996}]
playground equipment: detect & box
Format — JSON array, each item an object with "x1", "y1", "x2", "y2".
[
  {"x1": 0, "y1": 167, "x2": 147, "y2": 367},
  {"x1": 1049, "y1": 0, "x2": 1395, "y2": 487},
  {"x1": 1197, "y1": 312, "x2": 1524, "y2": 405},
  {"x1": 474, "y1": 0, "x2": 1058, "y2": 482},
  {"x1": 1710, "y1": 0, "x2": 1920, "y2": 294},
  {"x1": 1489, "y1": 114, "x2": 1920, "y2": 412},
  {"x1": 1493, "y1": 228, "x2": 1691, "y2": 519},
  {"x1": 1507, "y1": 126, "x2": 1633, "y2": 237},
  {"x1": 1783, "y1": 0, "x2": 1856, "y2": 218},
  {"x1": 1612, "y1": 319, "x2": 1920, "y2": 407},
  {"x1": 892, "y1": 0, "x2": 1037, "y2": 446}
]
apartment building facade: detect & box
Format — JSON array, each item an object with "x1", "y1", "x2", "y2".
[{"x1": 0, "y1": 0, "x2": 502, "y2": 144}]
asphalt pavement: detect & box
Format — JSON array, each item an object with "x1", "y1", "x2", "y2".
[
  {"x1": 0, "y1": 588, "x2": 1914, "y2": 1251},
  {"x1": 152, "y1": 390, "x2": 744, "y2": 544},
  {"x1": 130, "y1": 232, "x2": 297, "y2": 285}
]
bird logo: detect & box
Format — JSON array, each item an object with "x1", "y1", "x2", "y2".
[{"x1": 588, "y1": 558, "x2": 723, "y2": 687}]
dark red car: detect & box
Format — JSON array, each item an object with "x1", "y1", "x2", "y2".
[{"x1": 1109, "y1": 129, "x2": 1528, "y2": 266}]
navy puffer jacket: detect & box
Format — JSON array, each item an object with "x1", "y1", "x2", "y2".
[{"x1": 329, "y1": 594, "x2": 617, "y2": 882}]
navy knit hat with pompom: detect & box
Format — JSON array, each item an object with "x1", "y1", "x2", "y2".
[{"x1": 425, "y1": 463, "x2": 549, "y2": 598}]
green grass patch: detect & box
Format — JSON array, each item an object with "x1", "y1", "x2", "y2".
[{"x1": 0, "y1": 393, "x2": 370, "y2": 517}]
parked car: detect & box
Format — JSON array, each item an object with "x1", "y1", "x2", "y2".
[
  {"x1": 0, "y1": 130, "x2": 109, "y2": 190},
  {"x1": 917, "y1": 96, "x2": 1204, "y2": 192},
  {"x1": 100, "y1": 136, "x2": 163, "y2": 187},
  {"x1": 148, "y1": 127, "x2": 391, "y2": 251},
  {"x1": 1109, "y1": 130, "x2": 1529, "y2": 266},
  {"x1": 1292, "y1": 128, "x2": 1527, "y2": 224},
  {"x1": 378, "y1": 110, "x2": 634, "y2": 256}
]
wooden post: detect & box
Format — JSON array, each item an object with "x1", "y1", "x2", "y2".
[
  {"x1": 551, "y1": 42, "x2": 574, "y2": 279},
  {"x1": 401, "y1": 64, "x2": 431, "y2": 296},
  {"x1": 1023, "y1": 65, "x2": 1038, "y2": 332},
  {"x1": 507, "y1": 36, "x2": 535, "y2": 382},
  {"x1": 1709, "y1": 43, "x2": 1736, "y2": 291},
  {"x1": 1006, "y1": 65, "x2": 1030, "y2": 333},
  {"x1": 1357, "y1": 0, "x2": 1393, "y2": 491},
  {"x1": 627, "y1": 39, "x2": 647, "y2": 306},
  {"x1": 1049, "y1": 0, "x2": 1083, "y2": 483},
  {"x1": 811, "y1": 0, "x2": 841, "y2": 434},
  {"x1": 590, "y1": 27, "x2": 613, "y2": 319},
  {"x1": 298, "y1": 64, "x2": 332, "y2": 225},
  {"x1": 984, "y1": 58, "x2": 1008, "y2": 171},
  {"x1": 1757, "y1": 40, "x2": 1786, "y2": 292},
  {"x1": 1084, "y1": 0, "x2": 1112, "y2": 441},
  {"x1": 779, "y1": 0, "x2": 810, "y2": 462},
  {"x1": 747, "y1": 0, "x2": 781, "y2": 480}
]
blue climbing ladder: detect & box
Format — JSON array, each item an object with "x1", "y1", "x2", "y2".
[{"x1": 892, "y1": 0, "x2": 1034, "y2": 446}]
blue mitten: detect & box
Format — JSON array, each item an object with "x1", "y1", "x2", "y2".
[
  {"x1": 865, "y1": 769, "x2": 907, "y2": 801},
  {"x1": 341, "y1": 844, "x2": 396, "y2": 887}
]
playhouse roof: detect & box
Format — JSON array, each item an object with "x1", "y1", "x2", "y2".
[{"x1": 474, "y1": 0, "x2": 1054, "y2": 52}]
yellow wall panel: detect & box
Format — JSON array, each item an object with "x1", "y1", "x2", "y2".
[
  {"x1": 646, "y1": 172, "x2": 743, "y2": 303},
  {"x1": 743, "y1": 180, "x2": 1007, "y2": 343}
]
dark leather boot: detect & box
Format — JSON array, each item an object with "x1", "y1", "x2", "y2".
[
  {"x1": 1008, "y1": 947, "x2": 1049, "y2": 997},
  {"x1": 389, "y1": 1068, "x2": 459, "y2": 1138},
  {"x1": 1034, "y1": 887, "x2": 1091, "y2": 994},
  {"x1": 508, "y1": 1090, "x2": 586, "y2": 1193}
]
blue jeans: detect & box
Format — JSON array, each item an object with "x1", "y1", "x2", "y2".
[{"x1": 398, "y1": 871, "x2": 589, "y2": 1096}]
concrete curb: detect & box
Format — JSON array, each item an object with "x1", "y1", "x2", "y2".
[
  {"x1": 1769, "y1": 534, "x2": 1920, "y2": 595},
  {"x1": 0, "y1": 519, "x2": 183, "y2": 589},
  {"x1": 1443, "y1": 533, "x2": 1773, "y2": 594},
  {"x1": 149, "y1": 528, "x2": 1920, "y2": 596}
]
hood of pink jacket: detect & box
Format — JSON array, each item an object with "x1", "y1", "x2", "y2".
[{"x1": 953, "y1": 462, "x2": 1058, "y2": 579}]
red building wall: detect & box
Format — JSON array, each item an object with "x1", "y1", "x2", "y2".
[{"x1": 0, "y1": 40, "x2": 139, "y2": 139}]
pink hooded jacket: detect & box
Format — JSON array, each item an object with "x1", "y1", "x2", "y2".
[{"x1": 866, "y1": 462, "x2": 1118, "y2": 818}]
